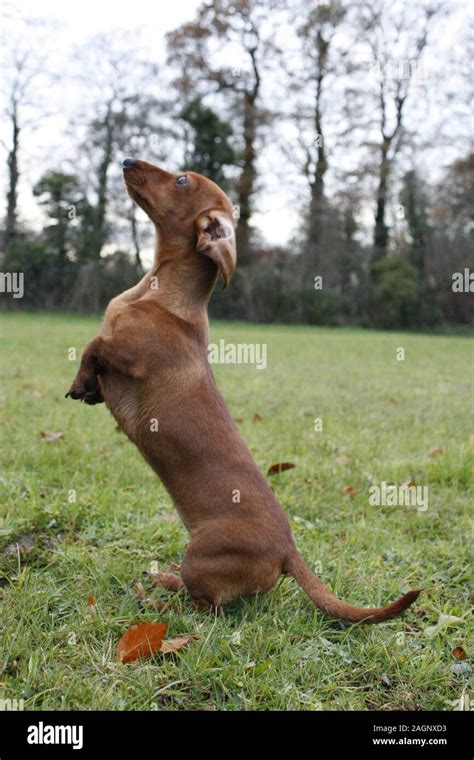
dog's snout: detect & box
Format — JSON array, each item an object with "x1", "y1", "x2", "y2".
[{"x1": 123, "y1": 158, "x2": 137, "y2": 170}]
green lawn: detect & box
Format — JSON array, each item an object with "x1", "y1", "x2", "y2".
[{"x1": 0, "y1": 312, "x2": 472, "y2": 711}]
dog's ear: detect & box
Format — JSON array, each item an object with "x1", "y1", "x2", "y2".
[{"x1": 195, "y1": 211, "x2": 236, "y2": 290}]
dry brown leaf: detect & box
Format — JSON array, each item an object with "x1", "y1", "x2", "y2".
[
  {"x1": 452, "y1": 646, "x2": 467, "y2": 660},
  {"x1": 86, "y1": 595, "x2": 96, "y2": 606},
  {"x1": 133, "y1": 581, "x2": 164, "y2": 611},
  {"x1": 133, "y1": 582, "x2": 146, "y2": 600},
  {"x1": 253, "y1": 413, "x2": 263, "y2": 422},
  {"x1": 342, "y1": 485, "x2": 357, "y2": 497},
  {"x1": 267, "y1": 462, "x2": 296, "y2": 476},
  {"x1": 116, "y1": 622, "x2": 168, "y2": 664},
  {"x1": 336, "y1": 455, "x2": 350, "y2": 464},
  {"x1": 428, "y1": 446, "x2": 444, "y2": 457},
  {"x1": 40, "y1": 431, "x2": 64, "y2": 442},
  {"x1": 160, "y1": 635, "x2": 198, "y2": 654},
  {"x1": 387, "y1": 397, "x2": 398, "y2": 404}
]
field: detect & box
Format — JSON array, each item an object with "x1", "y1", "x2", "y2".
[{"x1": 0, "y1": 312, "x2": 472, "y2": 711}]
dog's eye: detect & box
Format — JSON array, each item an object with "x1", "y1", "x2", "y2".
[{"x1": 175, "y1": 175, "x2": 188, "y2": 186}]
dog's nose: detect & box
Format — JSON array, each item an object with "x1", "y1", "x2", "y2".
[{"x1": 123, "y1": 158, "x2": 137, "y2": 169}]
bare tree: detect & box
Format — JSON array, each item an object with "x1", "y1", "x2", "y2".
[
  {"x1": 0, "y1": 11, "x2": 51, "y2": 246},
  {"x1": 167, "y1": 0, "x2": 283, "y2": 265},
  {"x1": 355, "y1": 0, "x2": 442, "y2": 263},
  {"x1": 284, "y1": 0, "x2": 350, "y2": 265},
  {"x1": 71, "y1": 31, "x2": 174, "y2": 262}
]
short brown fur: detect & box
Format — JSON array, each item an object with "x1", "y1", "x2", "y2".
[{"x1": 66, "y1": 159, "x2": 421, "y2": 622}]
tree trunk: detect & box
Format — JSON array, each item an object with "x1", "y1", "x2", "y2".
[
  {"x1": 5, "y1": 107, "x2": 20, "y2": 246},
  {"x1": 92, "y1": 110, "x2": 114, "y2": 258},
  {"x1": 236, "y1": 91, "x2": 257, "y2": 266},
  {"x1": 130, "y1": 210, "x2": 142, "y2": 270},
  {"x1": 373, "y1": 147, "x2": 390, "y2": 260},
  {"x1": 304, "y1": 47, "x2": 328, "y2": 269}
]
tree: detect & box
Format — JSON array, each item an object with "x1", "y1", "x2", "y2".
[
  {"x1": 167, "y1": 0, "x2": 283, "y2": 265},
  {"x1": 428, "y1": 153, "x2": 474, "y2": 324},
  {"x1": 355, "y1": 1, "x2": 442, "y2": 263},
  {"x1": 372, "y1": 255, "x2": 419, "y2": 328},
  {"x1": 33, "y1": 171, "x2": 85, "y2": 264},
  {"x1": 288, "y1": 0, "x2": 348, "y2": 261},
  {"x1": 399, "y1": 169, "x2": 430, "y2": 274},
  {"x1": 0, "y1": 10, "x2": 52, "y2": 246},
  {"x1": 180, "y1": 97, "x2": 235, "y2": 191},
  {"x1": 73, "y1": 32, "x2": 172, "y2": 262}
]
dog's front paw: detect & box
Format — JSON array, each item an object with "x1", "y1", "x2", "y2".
[{"x1": 65, "y1": 374, "x2": 103, "y2": 404}]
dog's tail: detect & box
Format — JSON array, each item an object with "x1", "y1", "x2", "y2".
[{"x1": 285, "y1": 552, "x2": 421, "y2": 623}]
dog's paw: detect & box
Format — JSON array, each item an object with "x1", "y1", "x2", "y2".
[{"x1": 65, "y1": 375, "x2": 103, "y2": 404}]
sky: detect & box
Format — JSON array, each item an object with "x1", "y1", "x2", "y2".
[
  {"x1": 1, "y1": 0, "x2": 304, "y2": 247},
  {"x1": 1, "y1": 0, "x2": 471, "y2": 254}
]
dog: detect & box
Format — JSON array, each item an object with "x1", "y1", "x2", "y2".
[{"x1": 66, "y1": 158, "x2": 421, "y2": 622}]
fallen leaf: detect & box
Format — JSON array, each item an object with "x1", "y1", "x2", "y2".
[
  {"x1": 342, "y1": 485, "x2": 357, "y2": 497},
  {"x1": 86, "y1": 596, "x2": 96, "y2": 606},
  {"x1": 452, "y1": 646, "x2": 467, "y2": 660},
  {"x1": 2, "y1": 533, "x2": 36, "y2": 557},
  {"x1": 425, "y1": 614, "x2": 463, "y2": 638},
  {"x1": 387, "y1": 396, "x2": 398, "y2": 404},
  {"x1": 133, "y1": 581, "x2": 164, "y2": 611},
  {"x1": 253, "y1": 413, "x2": 263, "y2": 422},
  {"x1": 267, "y1": 462, "x2": 295, "y2": 476},
  {"x1": 31, "y1": 390, "x2": 42, "y2": 400},
  {"x1": 400, "y1": 479, "x2": 416, "y2": 488},
  {"x1": 116, "y1": 622, "x2": 168, "y2": 664},
  {"x1": 133, "y1": 582, "x2": 146, "y2": 600},
  {"x1": 40, "y1": 431, "x2": 64, "y2": 442},
  {"x1": 335, "y1": 455, "x2": 350, "y2": 464},
  {"x1": 160, "y1": 635, "x2": 198, "y2": 654},
  {"x1": 428, "y1": 446, "x2": 444, "y2": 457}
]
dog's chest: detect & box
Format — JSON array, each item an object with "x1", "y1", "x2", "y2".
[{"x1": 98, "y1": 374, "x2": 139, "y2": 441}]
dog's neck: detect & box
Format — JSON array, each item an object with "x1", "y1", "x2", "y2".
[{"x1": 146, "y1": 231, "x2": 218, "y2": 323}]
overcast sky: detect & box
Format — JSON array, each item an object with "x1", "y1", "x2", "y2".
[{"x1": 1, "y1": 0, "x2": 471, "y2": 254}]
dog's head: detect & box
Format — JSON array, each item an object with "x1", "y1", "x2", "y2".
[{"x1": 123, "y1": 158, "x2": 236, "y2": 289}]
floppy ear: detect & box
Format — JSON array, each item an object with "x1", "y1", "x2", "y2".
[{"x1": 195, "y1": 211, "x2": 236, "y2": 290}]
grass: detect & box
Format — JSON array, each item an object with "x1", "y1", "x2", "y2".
[{"x1": 0, "y1": 311, "x2": 472, "y2": 711}]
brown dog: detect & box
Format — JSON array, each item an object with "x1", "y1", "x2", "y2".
[{"x1": 66, "y1": 158, "x2": 420, "y2": 622}]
